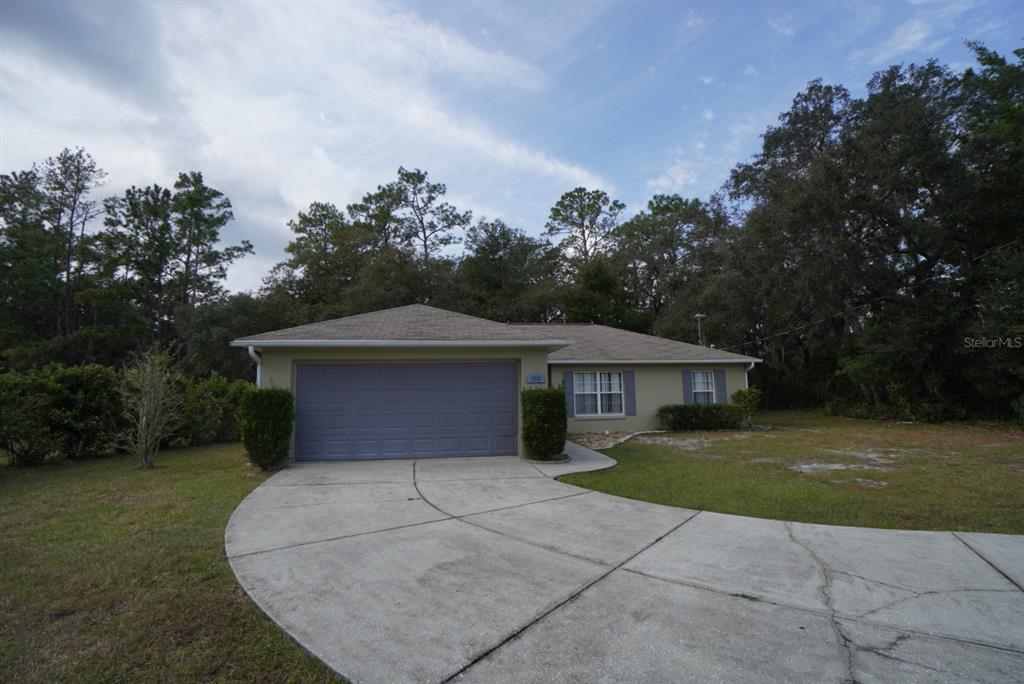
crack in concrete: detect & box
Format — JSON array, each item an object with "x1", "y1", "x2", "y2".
[
  {"x1": 437, "y1": 511, "x2": 702, "y2": 683},
  {"x1": 263, "y1": 479, "x2": 412, "y2": 487},
  {"x1": 852, "y1": 587, "x2": 1019, "y2": 621},
  {"x1": 831, "y1": 569, "x2": 921, "y2": 594},
  {"x1": 451, "y1": 490, "x2": 593, "y2": 520},
  {"x1": 953, "y1": 532, "x2": 1024, "y2": 592},
  {"x1": 233, "y1": 478, "x2": 592, "y2": 561},
  {"x1": 226, "y1": 515, "x2": 450, "y2": 560},
  {"x1": 241, "y1": 496, "x2": 425, "y2": 511},
  {"x1": 619, "y1": 567, "x2": 1024, "y2": 657},
  {"x1": 785, "y1": 522, "x2": 859, "y2": 684}
]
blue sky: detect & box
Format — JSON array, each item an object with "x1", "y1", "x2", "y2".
[{"x1": 1, "y1": 0, "x2": 1020, "y2": 291}]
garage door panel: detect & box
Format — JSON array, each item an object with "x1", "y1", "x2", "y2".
[
  {"x1": 437, "y1": 436, "x2": 462, "y2": 453},
  {"x1": 437, "y1": 412, "x2": 463, "y2": 428},
  {"x1": 408, "y1": 412, "x2": 437, "y2": 428},
  {"x1": 295, "y1": 362, "x2": 517, "y2": 460},
  {"x1": 411, "y1": 438, "x2": 437, "y2": 455},
  {"x1": 491, "y1": 412, "x2": 515, "y2": 427},
  {"x1": 492, "y1": 436, "x2": 516, "y2": 453}
]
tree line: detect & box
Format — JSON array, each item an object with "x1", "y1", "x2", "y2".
[{"x1": 1, "y1": 42, "x2": 1021, "y2": 420}]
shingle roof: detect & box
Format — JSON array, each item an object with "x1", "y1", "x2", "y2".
[
  {"x1": 513, "y1": 323, "x2": 760, "y2": 363},
  {"x1": 232, "y1": 305, "x2": 759, "y2": 362},
  {"x1": 232, "y1": 304, "x2": 569, "y2": 345}
]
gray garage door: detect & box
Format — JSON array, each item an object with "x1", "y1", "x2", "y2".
[{"x1": 294, "y1": 362, "x2": 518, "y2": 460}]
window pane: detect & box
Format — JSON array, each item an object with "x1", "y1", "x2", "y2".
[
  {"x1": 575, "y1": 393, "x2": 598, "y2": 415},
  {"x1": 575, "y1": 372, "x2": 597, "y2": 393},
  {"x1": 601, "y1": 393, "x2": 623, "y2": 414},
  {"x1": 600, "y1": 372, "x2": 622, "y2": 392},
  {"x1": 694, "y1": 390, "x2": 713, "y2": 405},
  {"x1": 692, "y1": 371, "x2": 713, "y2": 392}
]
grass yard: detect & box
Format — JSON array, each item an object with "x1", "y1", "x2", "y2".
[
  {"x1": 0, "y1": 444, "x2": 341, "y2": 683},
  {"x1": 563, "y1": 411, "x2": 1024, "y2": 534}
]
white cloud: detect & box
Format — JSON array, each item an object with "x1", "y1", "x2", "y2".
[
  {"x1": 685, "y1": 10, "x2": 705, "y2": 28},
  {"x1": 725, "y1": 114, "x2": 765, "y2": 155},
  {"x1": 850, "y1": 18, "x2": 948, "y2": 64},
  {"x1": 1, "y1": 2, "x2": 608, "y2": 291},
  {"x1": 768, "y1": 18, "x2": 795, "y2": 37},
  {"x1": 701, "y1": 109, "x2": 715, "y2": 121},
  {"x1": 700, "y1": 74, "x2": 714, "y2": 85},
  {"x1": 646, "y1": 157, "x2": 700, "y2": 193},
  {"x1": 743, "y1": 64, "x2": 759, "y2": 77}
]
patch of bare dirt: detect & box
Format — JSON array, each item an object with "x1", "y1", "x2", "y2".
[
  {"x1": 853, "y1": 478, "x2": 891, "y2": 488},
  {"x1": 569, "y1": 431, "x2": 661, "y2": 449},
  {"x1": 631, "y1": 435, "x2": 711, "y2": 451}
]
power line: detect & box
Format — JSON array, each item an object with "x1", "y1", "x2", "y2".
[{"x1": 719, "y1": 238, "x2": 1021, "y2": 352}]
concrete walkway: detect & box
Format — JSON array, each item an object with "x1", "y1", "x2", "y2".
[{"x1": 226, "y1": 443, "x2": 1024, "y2": 683}]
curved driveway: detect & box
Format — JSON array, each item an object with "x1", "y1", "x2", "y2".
[{"x1": 226, "y1": 443, "x2": 1024, "y2": 683}]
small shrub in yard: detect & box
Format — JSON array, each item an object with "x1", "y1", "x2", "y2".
[
  {"x1": 0, "y1": 370, "x2": 54, "y2": 465},
  {"x1": 120, "y1": 350, "x2": 184, "y2": 470},
  {"x1": 731, "y1": 387, "x2": 762, "y2": 428},
  {"x1": 41, "y1": 364, "x2": 124, "y2": 460},
  {"x1": 656, "y1": 404, "x2": 746, "y2": 431},
  {"x1": 521, "y1": 388, "x2": 567, "y2": 460},
  {"x1": 238, "y1": 388, "x2": 294, "y2": 469}
]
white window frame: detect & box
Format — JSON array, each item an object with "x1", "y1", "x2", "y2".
[
  {"x1": 574, "y1": 371, "x2": 624, "y2": 417},
  {"x1": 692, "y1": 370, "x2": 716, "y2": 405}
]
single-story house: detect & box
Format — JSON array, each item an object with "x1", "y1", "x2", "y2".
[{"x1": 231, "y1": 304, "x2": 760, "y2": 461}]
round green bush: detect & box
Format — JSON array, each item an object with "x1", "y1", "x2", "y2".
[
  {"x1": 237, "y1": 387, "x2": 294, "y2": 470},
  {"x1": 655, "y1": 404, "x2": 746, "y2": 431},
  {"x1": 522, "y1": 388, "x2": 567, "y2": 460}
]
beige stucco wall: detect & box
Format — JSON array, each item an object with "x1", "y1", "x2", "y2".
[
  {"x1": 257, "y1": 346, "x2": 551, "y2": 457},
  {"x1": 551, "y1": 363, "x2": 750, "y2": 433}
]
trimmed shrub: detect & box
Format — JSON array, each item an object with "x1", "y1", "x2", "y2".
[
  {"x1": 521, "y1": 388, "x2": 567, "y2": 460},
  {"x1": 731, "y1": 387, "x2": 762, "y2": 428},
  {"x1": 238, "y1": 388, "x2": 294, "y2": 470},
  {"x1": 170, "y1": 374, "x2": 254, "y2": 447},
  {"x1": 0, "y1": 370, "x2": 54, "y2": 465},
  {"x1": 41, "y1": 364, "x2": 123, "y2": 460},
  {"x1": 656, "y1": 404, "x2": 746, "y2": 431}
]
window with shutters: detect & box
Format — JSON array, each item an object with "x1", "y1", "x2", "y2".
[
  {"x1": 574, "y1": 371, "x2": 623, "y2": 416},
  {"x1": 692, "y1": 370, "x2": 715, "y2": 404}
]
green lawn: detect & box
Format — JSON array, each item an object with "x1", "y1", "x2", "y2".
[
  {"x1": 0, "y1": 444, "x2": 341, "y2": 683},
  {"x1": 562, "y1": 411, "x2": 1024, "y2": 533}
]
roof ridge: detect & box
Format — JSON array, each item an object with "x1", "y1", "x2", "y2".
[
  {"x1": 589, "y1": 323, "x2": 704, "y2": 346},
  {"x1": 231, "y1": 304, "x2": 416, "y2": 338},
  {"x1": 510, "y1": 322, "x2": 596, "y2": 327},
  {"x1": 419, "y1": 305, "x2": 524, "y2": 327}
]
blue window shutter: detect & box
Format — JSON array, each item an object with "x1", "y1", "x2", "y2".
[
  {"x1": 714, "y1": 369, "x2": 728, "y2": 404},
  {"x1": 623, "y1": 371, "x2": 636, "y2": 416},
  {"x1": 563, "y1": 370, "x2": 575, "y2": 417},
  {"x1": 682, "y1": 370, "x2": 694, "y2": 405}
]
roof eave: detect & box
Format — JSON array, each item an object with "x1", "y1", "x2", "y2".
[
  {"x1": 231, "y1": 339, "x2": 572, "y2": 349},
  {"x1": 547, "y1": 358, "x2": 762, "y2": 364}
]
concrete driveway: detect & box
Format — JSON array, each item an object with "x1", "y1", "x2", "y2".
[{"x1": 226, "y1": 443, "x2": 1024, "y2": 684}]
